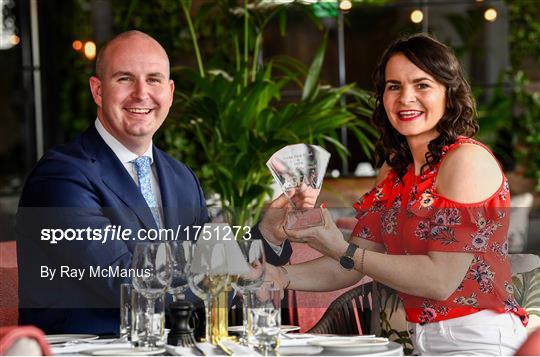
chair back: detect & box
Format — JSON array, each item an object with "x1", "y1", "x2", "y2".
[
  {"x1": 308, "y1": 283, "x2": 372, "y2": 335},
  {"x1": 0, "y1": 241, "x2": 18, "y2": 326}
]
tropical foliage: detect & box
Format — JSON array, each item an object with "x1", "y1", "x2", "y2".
[
  {"x1": 447, "y1": 4, "x2": 540, "y2": 191},
  {"x1": 375, "y1": 283, "x2": 414, "y2": 355},
  {"x1": 512, "y1": 268, "x2": 540, "y2": 320},
  {"x1": 505, "y1": 0, "x2": 540, "y2": 67},
  {"x1": 161, "y1": 0, "x2": 376, "y2": 226}
]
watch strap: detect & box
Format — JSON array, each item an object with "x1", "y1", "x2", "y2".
[{"x1": 345, "y1": 242, "x2": 359, "y2": 258}]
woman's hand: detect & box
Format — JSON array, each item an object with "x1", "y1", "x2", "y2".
[
  {"x1": 264, "y1": 263, "x2": 288, "y2": 298},
  {"x1": 259, "y1": 187, "x2": 319, "y2": 246},
  {"x1": 285, "y1": 208, "x2": 348, "y2": 260}
]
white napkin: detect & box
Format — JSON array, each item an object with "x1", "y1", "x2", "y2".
[
  {"x1": 166, "y1": 344, "x2": 202, "y2": 356},
  {"x1": 52, "y1": 342, "x2": 131, "y2": 355},
  {"x1": 166, "y1": 341, "x2": 260, "y2": 356},
  {"x1": 221, "y1": 340, "x2": 261, "y2": 355},
  {"x1": 279, "y1": 334, "x2": 321, "y2": 347}
]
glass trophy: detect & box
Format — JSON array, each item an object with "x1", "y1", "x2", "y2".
[{"x1": 266, "y1": 144, "x2": 330, "y2": 230}]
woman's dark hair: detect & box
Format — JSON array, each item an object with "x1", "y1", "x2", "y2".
[{"x1": 371, "y1": 33, "x2": 478, "y2": 178}]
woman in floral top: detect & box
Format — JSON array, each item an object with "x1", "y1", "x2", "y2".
[{"x1": 268, "y1": 33, "x2": 528, "y2": 355}]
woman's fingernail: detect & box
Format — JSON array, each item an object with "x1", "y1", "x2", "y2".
[{"x1": 321, "y1": 202, "x2": 327, "y2": 208}]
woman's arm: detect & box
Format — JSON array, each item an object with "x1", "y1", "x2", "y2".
[
  {"x1": 360, "y1": 250, "x2": 472, "y2": 300},
  {"x1": 285, "y1": 145, "x2": 502, "y2": 301},
  {"x1": 286, "y1": 209, "x2": 472, "y2": 300},
  {"x1": 274, "y1": 239, "x2": 385, "y2": 292},
  {"x1": 266, "y1": 165, "x2": 389, "y2": 292}
]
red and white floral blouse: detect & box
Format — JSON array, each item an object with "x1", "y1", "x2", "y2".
[{"x1": 352, "y1": 137, "x2": 528, "y2": 325}]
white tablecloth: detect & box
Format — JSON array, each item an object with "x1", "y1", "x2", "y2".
[{"x1": 52, "y1": 335, "x2": 404, "y2": 356}]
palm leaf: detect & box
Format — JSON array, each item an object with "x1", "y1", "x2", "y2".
[
  {"x1": 302, "y1": 32, "x2": 327, "y2": 101},
  {"x1": 513, "y1": 268, "x2": 540, "y2": 310}
]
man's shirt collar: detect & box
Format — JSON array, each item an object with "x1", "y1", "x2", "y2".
[{"x1": 94, "y1": 118, "x2": 154, "y2": 164}]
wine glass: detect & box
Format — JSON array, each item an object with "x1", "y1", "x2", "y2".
[
  {"x1": 231, "y1": 239, "x2": 266, "y2": 344},
  {"x1": 168, "y1": 240, "x2": 191, "y2": 301},
  {"x1": 186, "y1": 237, "x2": 229, "y2": 344},
  {"x1": 251, "y1": 282, "x2": 281, "y2": 355},
  {"x1": 131, "y1": 243, "x2": 173, "y2": 347}
]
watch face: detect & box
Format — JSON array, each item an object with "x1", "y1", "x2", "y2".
[{"x1": 340, "y1": 256, "x2": 354, "y2": 270}]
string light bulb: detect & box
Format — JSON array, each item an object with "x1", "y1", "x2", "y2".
[
  {"x1": 9, "y1": 35, "x2": 20, "y2": 45},
  {"x1": 484, "y1": 8, "x2": 497, "y2": 22},
  {"x1": 84, "y1": 41, "x2": 96, "y2": 60},
  {"x1": 410, "y1": 9, "x2": 423, "y2": 24},
  {"x1": 339, "y1": 0, "x2": 352, "y2": 11},
  {"x1": 72, "y1": 40, "x2": 83, "y2": 51}
]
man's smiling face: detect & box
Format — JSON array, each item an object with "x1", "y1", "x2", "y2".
[{"x1": 89, "y1": 33, "x2": 174, "y2": 154}]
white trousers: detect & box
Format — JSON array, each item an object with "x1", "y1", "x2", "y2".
[{"x1": 411, "y1": 310, "x2": 527, "y2": 355}]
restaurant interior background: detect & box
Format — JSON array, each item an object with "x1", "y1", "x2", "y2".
[{"x1": 0, "y1": 0, "x2": 539, "y2": 253}]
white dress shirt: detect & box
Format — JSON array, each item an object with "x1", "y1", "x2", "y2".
[
  {"x1": 95, "y1": 118, "x2": 164, "y2": 227},
  {"x1": 96, "y1": 119, "x2": 283, "y2": 254}
]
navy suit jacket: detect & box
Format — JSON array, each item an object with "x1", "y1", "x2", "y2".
[{"x1": 17, "y1": 125, "x2": 290, "y2": 334}]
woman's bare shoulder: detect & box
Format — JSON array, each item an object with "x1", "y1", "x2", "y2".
[{"x1": 436, "y1": 143, "x2": 503, "y2": 204}]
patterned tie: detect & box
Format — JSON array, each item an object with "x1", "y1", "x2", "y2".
[{"x1": 131, "y1": 156, "x2": 160, "y2": 227}]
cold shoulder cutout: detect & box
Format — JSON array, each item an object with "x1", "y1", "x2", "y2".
[{"x1": 351, "y1": 137, "x2": 528, "y2": 326}]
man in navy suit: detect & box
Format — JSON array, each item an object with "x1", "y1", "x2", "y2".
[{"x1": 17, "y1": 31, "x2": 309, "y2": 334}]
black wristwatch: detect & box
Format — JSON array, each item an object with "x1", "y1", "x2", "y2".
[{"x1": 339, "y1": 243, "x2": 359, "y2": 270}]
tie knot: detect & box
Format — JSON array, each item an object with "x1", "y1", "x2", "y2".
[{"x1": 131, "y1": 156, "x2": 152, "y2": 174}]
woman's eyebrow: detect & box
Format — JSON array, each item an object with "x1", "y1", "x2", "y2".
[
  {"x1": 385, "y1": 77, "x2": 435, "y2": 85},
  {"x1": 413, "y1": 77, "x2": 434, "y2": 83}
]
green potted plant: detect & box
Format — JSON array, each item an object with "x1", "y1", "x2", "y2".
[{"x1": 161, "y1": 0, "x2": 376, "y2": 226}]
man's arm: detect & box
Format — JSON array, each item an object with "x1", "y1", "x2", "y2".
[
  {"x1": 257, "y1": 190, "x2": 318, "y2": 266},
  {"x1": 17, "y1": 167, "x2": 133, "y2": 308},
  {"x1": 251, "y1": 223, "x2": 292, "y2": 266}
]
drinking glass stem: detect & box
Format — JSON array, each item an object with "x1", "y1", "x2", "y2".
[
  {"x1": 240, "y1": 291, "x2": 251, "y2": 344},
  {"x1": 146, "y1": 297, "x2": 155, "y2": 346},
  {"x1": 204, "y1": 298, "x2": 213, "y2": 344}
]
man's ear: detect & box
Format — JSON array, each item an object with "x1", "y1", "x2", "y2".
[
  {"x1": 168, "y1": 79, "x2": 175, "y2": 104},
  {"x1": 89, "y1": 76, "x2": 103, "y2": 107}
]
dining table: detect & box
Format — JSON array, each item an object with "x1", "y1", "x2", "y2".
[{"x1": 49, "y1": 333, "x2": 404, "y2": 356}]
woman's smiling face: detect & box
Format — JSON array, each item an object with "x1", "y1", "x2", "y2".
[{"x1": 382, "y1": 53, "x2": 447, "y2": 142}]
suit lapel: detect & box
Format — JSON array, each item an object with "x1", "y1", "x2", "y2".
[
  {"x1": 153, "y1": 147, "x2": 178, "y2": 229},
  {"x1": 81, "y1": 126, "x2": 158, "y2": 231}
]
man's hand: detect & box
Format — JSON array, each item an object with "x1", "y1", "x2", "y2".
[
  {"x1": 259, "y1": 186, "x2": 318, "y2": 245},
  {"x1": 259, "y1": 194, "x2": 290, "y2": 246}
]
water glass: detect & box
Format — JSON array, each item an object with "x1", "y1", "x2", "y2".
[
  {"x1": 131, "y1": 242, "x2": 172, "y2": 347},
  {"x1": 119, "y1": 283, "x2": 132, "y2": 341},
  {"x1": 131, "y1": 290, "x2": 165, "y2": 347},
  {"x1": 250, "y1": 282, "x2": 281, "y2": 355},
  {"x1": 231, "y1": 239, "x2": 266, "y2": 344}
]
